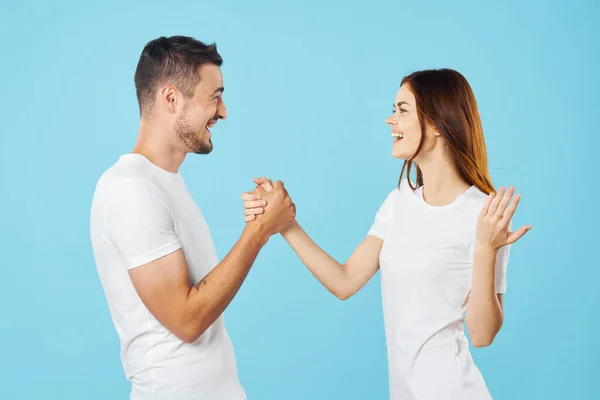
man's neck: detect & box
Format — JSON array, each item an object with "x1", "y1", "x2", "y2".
[{"x1": 133, "y1": 119, "x2": 186, "y2": 173}]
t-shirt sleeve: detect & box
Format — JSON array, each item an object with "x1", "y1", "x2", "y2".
[
  {"x1": 367, "y1": 190, "x2": 396, "y2": 240},
  {"x1": 494, "y1": 222, "x2": 512, "y2": 293},
  {"x1": 102, "y1": 178, "x2": 182, "y2": 270},
  {"x1": 494, "y1": 244, "x2": 510, "y2": 293}
]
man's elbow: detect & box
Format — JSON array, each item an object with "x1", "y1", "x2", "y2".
[
  {"x1": 178, "y1": 331, "x2": 201, "y2": 344},
  {"x1": 176, "y1": 321, "x2": 208, "y2": 344},
  {"x1": 173, "y1": 328, "x2": 198, "y2": 344}
]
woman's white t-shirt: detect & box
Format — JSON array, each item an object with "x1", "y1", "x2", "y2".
[{"x1": 368, "y1": 179, "x2": 510, "y2": 400}]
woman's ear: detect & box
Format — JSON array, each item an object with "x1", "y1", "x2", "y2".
[{"x1": 426, "y1": 122, "x2": 442, "y2": 137}]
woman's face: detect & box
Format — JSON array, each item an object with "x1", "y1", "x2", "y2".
[{"x1": 386, "y1": 84, "x2": 438, "y2": 160}]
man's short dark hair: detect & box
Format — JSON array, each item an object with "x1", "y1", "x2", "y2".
[{"x1": 134, "y1": 36, "x2": 223, "y2": 116}]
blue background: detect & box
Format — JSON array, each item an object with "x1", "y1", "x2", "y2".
[{"x1": 1, "y1": 0, "x2": 598, "y2": 399}]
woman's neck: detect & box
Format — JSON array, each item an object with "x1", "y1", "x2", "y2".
[{"x1": 415, "y1": 154, "x2": 472, "y2": 206}]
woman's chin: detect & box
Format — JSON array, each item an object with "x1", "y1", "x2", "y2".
[{"x1": 392, "y1": 150, "x2": 410, "y2": 160}]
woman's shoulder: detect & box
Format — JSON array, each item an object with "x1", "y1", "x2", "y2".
[
  {"x1": 397, "y1": 178, "x2": 421, "y2": 197},
  {"x1": 467, "y1": 185, "x2": 491, "y2": 201},
  {"x1": 381, "y1": 178, "x2": 418, "y2": 204},
  {"x1": 461, "y1": 185, "x2": 492, "y2": 212}
]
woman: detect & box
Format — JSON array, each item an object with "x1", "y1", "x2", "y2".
[{"x1": 241, "y1": 69, "x2": 531, "y2": 399}]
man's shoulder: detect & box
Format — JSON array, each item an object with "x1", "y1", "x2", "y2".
[{"x1": 93, "y1": 155, "x2": 163, "y2": 201}]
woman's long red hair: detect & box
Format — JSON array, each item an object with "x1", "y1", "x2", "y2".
[{"x1": 398, "y1": 69, "x2": 495, "y2": 195}]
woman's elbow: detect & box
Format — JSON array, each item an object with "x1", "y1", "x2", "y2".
[
  {"x1": 471, "y1": 337, "x2": 492, "y2": 348},
  {"x1": 333, "y1": 288, "x2": 355, "y2": 301},
  {"x1": 470, "y1": 332, "x2": 497, "y2": 348},
  {"x1": 335, "y1": 291, "x2": 351, "y2": 300},
  {"x1": 466, "y1": 314, "x2": 503, "y2": 348}
]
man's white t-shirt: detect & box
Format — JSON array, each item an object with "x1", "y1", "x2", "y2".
[
  {"x1": 368, "y1": 178, "x2": 510, "y2": 400},
  {"x1": 90, "y1": 154, "x2": 246, "y2": 400}
]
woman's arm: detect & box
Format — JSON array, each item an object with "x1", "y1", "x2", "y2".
[
  {"x1": 466, "y1": 247, "x2": 504, "y2": 347},
  {"x1": 466, "y1": 186, "x2": 532, "y2": 347},
  {"x1": 280, "y1": 221, "x2": 382, "y2": 300},
  {"x1": 240, "y1": 178, "x2": 382, "y2": 300}
]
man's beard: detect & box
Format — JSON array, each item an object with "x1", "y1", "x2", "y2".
[{"x1": 176, "y1": 109, "x2": 213, "y2": 155}]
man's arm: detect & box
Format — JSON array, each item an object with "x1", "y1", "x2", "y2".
[
  {"x1": 109, "y1": 179, "x2": 294, "y2": 343},
  {"x1": 129, "y1": 223, "x2": 269, "y2": 343}
]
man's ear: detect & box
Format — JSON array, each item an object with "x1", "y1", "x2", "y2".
[{"x1": 160, "y1": 85, "x2": 179, "y2": 114}]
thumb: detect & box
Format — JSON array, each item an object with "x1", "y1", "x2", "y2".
[{"x1": 506, "y1": 225, "x2": 532, "y2": 245}]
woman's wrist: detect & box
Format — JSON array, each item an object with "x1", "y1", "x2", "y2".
[
  {"x1": 473, "y1": 244, "x2": 498, "y2": 266},
  {"x1": 280, "y1": 219, "x2": 300, "y2": 237}
]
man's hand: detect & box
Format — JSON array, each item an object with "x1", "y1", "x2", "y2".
[
  {"x1": 240, "y1": 176, "x2": 281, "y2": 222},
  {"x1": 253, "y1": 176, "x2": 275, "y2": 193},
  {"x1": 241, "y1": 177, "x2": 295, "y2": 235}
]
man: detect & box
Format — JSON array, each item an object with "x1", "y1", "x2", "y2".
[{"x1": 90, "y1": 36, "x2": 295, "y2": 400}]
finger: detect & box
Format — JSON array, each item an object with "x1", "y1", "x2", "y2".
[
  {"x1": 494, "y1": 186, "x2": 515, "y2": 219},
  {"x1": 505, "y1": 225, "x2": 532, "y2": 245},
  {"x1": 244, "y1": 208, "x2": 265, "y2": 216},
  {"x1": 261, "y1": 181, "x2": 274, "y2": 192},
  {"x1": 243, "y1": 200, "x2": 267, "y2": 209},
  {"x1": 241, "y1": 192, "x2": 261, "y2": 201},
  {"x1": 273, "y1": 180, "x2": 284, "y2": 190},
  {"x1": 499, "y1": 193, "x2": 521, "y2": 227},
  {"x1": 254, "y1": 176, "x2": 268, "y2": 184},
  {"x1": 253, "y1": 185, "x2": 267, "y2": 195},
  {"x1": 480, "y1": 192, "x2": 495, "y2": 217},
  {"x1": 487, "y1": 186, "x2": 505, "y2": 215},
  {"x1": 244, "y1": 215, "x2": 256, "y2": 222},
  {"x1": 254, "y1": 177, "x2": 274, "y2": 192}
]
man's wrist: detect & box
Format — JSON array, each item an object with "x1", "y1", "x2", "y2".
[{"x1": 243, "y1": 221, "x2": 270, "y2": 246}]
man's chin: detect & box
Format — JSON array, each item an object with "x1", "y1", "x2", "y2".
[{"x1": 193, "y1": 140, "x2": 213, "y2": 155}]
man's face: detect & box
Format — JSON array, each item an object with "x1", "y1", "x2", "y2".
[{"x1": 176, "y1": 64, "x2": 227, "y2": 154}]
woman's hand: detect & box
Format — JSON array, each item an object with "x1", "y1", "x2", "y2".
[
  {"x1": 239, "y1": 176, "x2": 275, "y2": 222},
  {"x1": 476, "y1": 186, "x2": 532, "y2": 251}
]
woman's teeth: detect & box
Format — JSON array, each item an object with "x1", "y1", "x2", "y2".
[{"x1": 392, "y1": 132, "x2": 404, "y2": 140}]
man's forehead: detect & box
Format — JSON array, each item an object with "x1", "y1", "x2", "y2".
[
  {"x1": 196, "y1": 64, "x2": 223, "y2": 92},
  {"x1": 198, "y1": 64, "x2": 222, "y2": 81}
]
